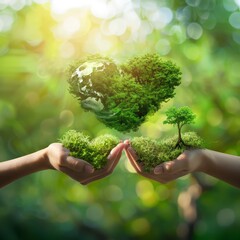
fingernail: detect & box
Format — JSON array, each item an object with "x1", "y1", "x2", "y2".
[
  {"x1": 165, "y1": 163, "x2": 172, "y2": 171},
  {"x1": 110, "y1": 148, "x2": 116, "y2": 155},
  {"x1": 85, "y1": 164, "x2": 94, "y2": 173},
  {"x1": 154, "y1": 165, "x2": 163, "y2": 174}
]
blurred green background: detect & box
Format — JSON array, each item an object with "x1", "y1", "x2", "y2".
[{"x1": 0, "y1": 0, "x2": 240, "y2": 239}]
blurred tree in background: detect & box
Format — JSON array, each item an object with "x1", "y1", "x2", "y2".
[{"x1": 0, "y1": 0, "x2": 240, "y2": 239}]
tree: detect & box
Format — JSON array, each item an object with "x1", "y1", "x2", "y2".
[
  {"x1": 67, "y1": 54, "x2": 181, "y2": 132},
  {"x1": 163, "y1": 106, "x2": 196, "y2": 148}
]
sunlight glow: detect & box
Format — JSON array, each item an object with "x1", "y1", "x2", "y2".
[
  {"x1": 149, "y1": 7, "x2": 173, "y2": 29},
  {"x1": 83, "y1": 29, "x2": 114, "y2": 53},
  {"x1": 50, "y1": 0, "x2": 132, "y2": 17},
  {"x1": 50, "y1": 0, "x2": 87, "y2": 14},
  {"x1": 0, "y1": 12, "x2": 15, "y2": 32},
  {"x1": 108, "y1": 18, "x2": 127, "y2": 36},
  {"x1": 90, "y1": 0, "x2": 116, "y2": 19},
  {"x1": 235, "y1": 0, "x2": 240, "y2": 7}
]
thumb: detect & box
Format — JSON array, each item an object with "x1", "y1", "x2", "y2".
[
  {"x1": 154, "y1": 154, "x2": 187, "y2": 175},
  {"x1": 65, "y1": 156, "x2": 94, "y2": 173},
  {"x1": 107, "y1": 142, "x2": 125, "y2": 160}
]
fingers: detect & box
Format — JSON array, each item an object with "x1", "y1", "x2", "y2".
[
  {"x1": 94, "y1": 142, "x2": 126, "y2": 175},
  {"x1": 154, "y1": 161, "x2": 174, "y2": 174},
  {"x1": 107, "y1": 142, "x2": 126, "y2": 161},
  {"x1": 124, "y1": 141, "x2": 145, "y2": 173},
  {"x1": 59, "y1": 141, "x2": 126, "y2": 185},
  {"x1": 154, "y1": 153, "x2": 188, "y2": 175},
  {"x1": 64, "y1": 156, "x2": 94, "y2": 174},
  {"x1": 59, "y1": 166, "x2": 93, "y2": 184},
  {"x1": 125, "y1": 146, "x2": 139, "y2": 162}
]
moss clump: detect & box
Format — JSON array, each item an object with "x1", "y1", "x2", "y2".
[
  {"x1": 131, "y1": 132, "x2": 203, "y2": 172},
  {"x1": 67, "y1": 53, "x2": 181, "y2": 132},
  {"x1": 59, "y1": 130, "x2": 119, "y2": 169}
]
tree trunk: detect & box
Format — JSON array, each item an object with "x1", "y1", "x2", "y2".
[
  {"x1": 175, "y1": 123, "x2": 184, "y2": 148},
  {"x1": 175, "y1": 124, "x2": 191, "y2": 149}
]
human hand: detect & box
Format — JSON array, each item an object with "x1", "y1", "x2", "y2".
[
  {"x1": 46, "y1": 142, "x2": 125, "y2": 185},
  {"x1": 124, "y1": 140, "x2": 204, "y2": 183}
]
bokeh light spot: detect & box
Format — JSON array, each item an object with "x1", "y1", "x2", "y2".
[
  {"x1": 50, "y1": 0, "x2": 86, "y2": 14},
  {"x1": 202, "y1": 15, "x2": 217, "y2": 30},
  {"x1": 187, "y1": 22, "x2": 203, "y2": 40},
  {"x1": 235, "y1": 0, "x2": 240, "y2": 7},
  {"x1": 124, "y1": 10, "x2": 141, "y2": 33},
  {"x1": 130, "y1": 218, "x2": 150, "y2": 235},
  {"x1": 155, "y1": 39, "x2": 171, "y2": 56},
  {"x1": 84, "y1": 29, "x2": 113, "y2": 53},
  {"x1": 9, "y1": 0, "x2": 26, "y2": 11},
  {"x1": 86, "y1": 204, "x2": 104, "y2": 222},
  {"x1": 186, "y1": 0, "x2": 200, "y2": 7},
  {"x1": 156, "y1": 185, "x2": 170, "y2": 201},
  {"x1": 91, "y1": 0, "x2": 116, "y2": 19},
  {"x1": 149, "y1": 7, "x2": 173, "y2": 29},
  {"x1": 33, "y1": 0, "x2": 48, "y2": 4},
  {"x1": 59, "y1": 110, "x2": 74, "y2": 127},
  {"x1": 62, "y1": 16, "x2": 81, "y2": 36},
  {"x1": 232, "y1": 31, "x2": 240, "y2": 44},
  {"x1": 176, "y1": 6, "x2": 191, "y2": 22},
  {"x1": 0, "y1": 11, "x2": 15, "y2": 32},
  {"x1": 183, "y1": 43, "x2": 201, "y2": 60},
  {"x1": 66, "y1": 183, "x2": 89, "y2": 203},
  {"x1": 170, "y1": 25, "x2": 186, "y2": 44},
  {"x1": 104, "y1": 185, "x2": 123, "y2": 202},
  {"x1": 136, "y1": 180, "x2": 158, "y2": 207},
  {"x1": 229, "y1": 12, "x2": 240, "y2": 29},
  {"x1": 217, "y1": 208, "x2": 235, "y2": 226},
  {"x1": 108, "y1": 18, "x2": 127, "y2": 36},
  {"x1": 223, "y1": 0, "x2": 238, "y2": 11}
]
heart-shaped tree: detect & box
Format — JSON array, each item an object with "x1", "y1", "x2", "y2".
[{"x1": 67, "y1": 54, "x2": 181, "y2": 132}]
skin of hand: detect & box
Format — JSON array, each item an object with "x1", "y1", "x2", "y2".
[
  {"x1": 64, "y1": 141, "x2": 126, "y2": 185},
  {"x1": 0, "y1": 142, "x2": 125, "y2": 188},
  {"x1": 124, "y1": 140, "x2": 240, "y2": 188}
]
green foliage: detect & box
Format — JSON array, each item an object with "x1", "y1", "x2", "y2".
[
  {"x1": 163, "y1": 106, "x2": 197, "y2": 148},
  {"x1": 59, "y1": 130, "x2": 119, "y2": 169},
  {"x1": 121, "y1": 54, "x2": 182, "y2": 106},
  {"x1": 1, "y1": 2, "x2": 240, "y2": 239},
  {"x1": 163, "y1": 106, "x2": 196, "y2": 128},
  {"x1": 131, "y1": 132, "x2": 203, "y2": 172},
  {"x1": 67, "y1": 54, "x2": 181, "y2": 132}
]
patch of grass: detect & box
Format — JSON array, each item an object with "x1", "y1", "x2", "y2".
[
  {"x1": 59, "y1": 130, "x2": 119, "y2": 169},
  {"x1": 131, "y1": 132, "x2": 203, "y2": 172}
]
